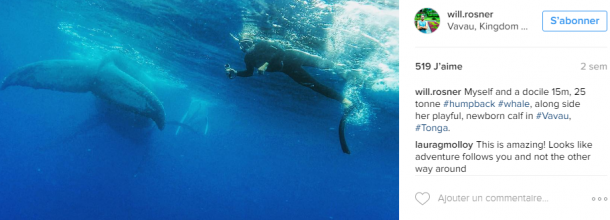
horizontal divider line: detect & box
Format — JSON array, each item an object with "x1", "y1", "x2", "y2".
[
  {"x1": 413, "y1": 46, "x2": 608, "y2": 49},
  {"x1": 415, "y1": 175, "x2": 608, "y2": 177}
]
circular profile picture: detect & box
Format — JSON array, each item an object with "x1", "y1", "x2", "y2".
[{"x1": 415, "y1": 8, "x2": 440, "y2": 34}]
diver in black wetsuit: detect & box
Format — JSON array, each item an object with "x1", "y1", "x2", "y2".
[{"x1": 226, "y1": 38, "x2": 353, "y2": 108}]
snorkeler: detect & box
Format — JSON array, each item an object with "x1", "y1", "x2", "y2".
[{"x1": 225, "y1": 38, "x2": 353, "y2": 108}]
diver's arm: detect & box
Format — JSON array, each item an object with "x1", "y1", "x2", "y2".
[
  {"x1": 236, "y1": 66, "x2": 254, "y2": 77},
  {"x1": 417, "y1": 22, "x2": 427, "y2": 30},
  {"x1": 235, "y1": 54, "x2": 255, "y2": 77}
]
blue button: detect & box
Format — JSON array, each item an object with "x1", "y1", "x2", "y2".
[{"x1": 542, "y1": 10, "x2": 607, "y2": 32}]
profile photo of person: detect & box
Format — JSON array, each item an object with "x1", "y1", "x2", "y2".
[
  {"x1": 415, "y1": 8, "x2": 440, "y2": 34},
  {"x1": 417, "y1": 14, "x2": 429, "y2": 33}
]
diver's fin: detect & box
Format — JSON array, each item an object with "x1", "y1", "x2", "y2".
[{"x1": 339, "y1": 105, "x2": 357, "y2": 154}]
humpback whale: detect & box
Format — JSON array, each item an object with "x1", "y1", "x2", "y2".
[
  {"x1": 1, "y1": 53, "x2": 166, "y2": 130},
  {"x1": 174, "y1": 98, "x2": 209, "y2": 136}
]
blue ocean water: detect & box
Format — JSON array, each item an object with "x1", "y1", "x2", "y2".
[{"x1": 0, "y1": 0, "x2": 398, "y2": 219}]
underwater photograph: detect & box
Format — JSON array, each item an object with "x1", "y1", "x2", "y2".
[{"x1": 0, "y1": 0, "x2": 398, "y2": 219}]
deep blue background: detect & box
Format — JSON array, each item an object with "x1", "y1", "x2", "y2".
[{"x1": 0, "y1": 1, "x2": 398, "y2": 219}]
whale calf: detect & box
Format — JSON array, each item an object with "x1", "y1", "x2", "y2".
[
  {"x1": 1, "y1": 54, "x2": 166, "y2": 130},
  {"x1": 175, "y1": 98, "x2": 209, "y2": 136}
]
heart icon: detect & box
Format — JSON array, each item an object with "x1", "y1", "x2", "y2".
[{"x1": 415, "y1": 192, "x2": 430, "y2": 205}]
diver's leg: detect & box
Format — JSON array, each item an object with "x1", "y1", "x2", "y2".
[
  {"x1": 283, "y1": 67, "x2": 344, "y2": 102},
  {"x1": 284, "y1": 50, "x2": 360, "y2": 84}
]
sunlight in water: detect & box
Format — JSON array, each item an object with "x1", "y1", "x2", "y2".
[
  {"x1": 344, "y1": 81, "x2": 373, "y2": 125},
  {"x1": 325, "y1": 1, "x2": 399, "y2": 125},
  {"x1": 327, "y1": 1, "x2": 399, "y2": 92},
  {"x1": 235, "y1": 0, "x2": 398, "y2": 125},
  {"x1": 57, "y1": 22, "x2": 183, "y2": 87}
]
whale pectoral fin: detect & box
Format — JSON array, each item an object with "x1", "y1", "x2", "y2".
[
  {"x1": 92, "y1": 63, "x2": 166, "y2": 130},
  {"x1": 1, "y1": 60, "x2": 97, "y2": 92},
  {"x1": 2, "y1": 58, "x2": 166, "y2": 130}
]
